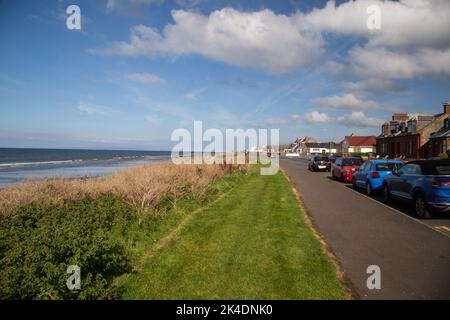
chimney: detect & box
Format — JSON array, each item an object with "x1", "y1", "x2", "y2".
[
  {"x1": 392, "y1": 113, "x2": 409, "y2": 121},
  {"x1": 444, "y1": 100, "x2": 450, "y2": 114}
]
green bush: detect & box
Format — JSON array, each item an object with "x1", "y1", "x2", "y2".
[
  {"x1": 438, "y1": 153, "x2": 449, "y2": 159},
  {"x1": 0, "y1": 196, "x2": 132, "y2": 300}
]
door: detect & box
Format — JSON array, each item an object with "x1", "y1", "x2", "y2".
[
  {"x1": 392, "y1": 164, "x2": 421, "y2": 199},
  {"x1": 356, "y1": 161, "x2": 370, "y2": 187},
  {"x1": 399, "y1": 164, "x2": 422, "y2": 199}
]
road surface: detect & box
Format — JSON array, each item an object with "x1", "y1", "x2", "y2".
[{"x1": 281, "y1": 157, "x2": 450, "y2": 300}]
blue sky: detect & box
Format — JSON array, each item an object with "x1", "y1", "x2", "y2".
[{"x1": 0, "y1": 0, "x2": 449, "y2": 150}]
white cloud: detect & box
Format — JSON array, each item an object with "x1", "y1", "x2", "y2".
[
  {"x1": 90, "y1": 8, "x2": 324, "y2": 74},
  {"x1": 301, "y1": 0, "x2": 450, "y2": 49},
  {"x1": 124, "y1": 72, "x2": 166, "y2": 85},
  {"x1": 184, "y1": 87, "x2": 206, "y2": 99},
  {"x1": 350, "y1": 46, "x2": 450, "y2": 79},
  {"x1": 77, "y1": 103, "x2": 118, "y2": 116},
  {"x1": 304, "y1": 111, "x2": 331, "y2": 123},
  {"x1": 336, "y1": 111, "x2": 384, "y2": 128},
  {"x1": 91, "y1": 1, "x2": 450, "y2": 78},
  {"x1": 311, "y1": 93, "x2": 387, "y2": 111}
]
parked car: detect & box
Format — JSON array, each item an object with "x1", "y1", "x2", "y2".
[
  {"x1": 308, "y1": 155, "x2": 331, "y2": 172},
  {"x1": 382, "y1": 160, "x2": 450, "y2": 218},
  {"x1": 331, "y1": 157, "x2": 363, "y2": 182},
  {"x1": 352, "y1": 160, "x2": 404, "y2": 195}
]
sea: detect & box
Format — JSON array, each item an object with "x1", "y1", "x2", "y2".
[{"x1": 0, "y1": 148, "x2": 172, "y2": 187}]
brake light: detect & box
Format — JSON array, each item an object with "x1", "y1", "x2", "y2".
[
  {"x1": 372, "y1": 172, "x2": 381, "y2": 178},
  {"x1": 430, "y1": 180, "x2": 450, "y2": 188}
]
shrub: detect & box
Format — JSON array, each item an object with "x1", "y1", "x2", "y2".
[
  {"x1": 438, "y1": 153, "x2": 448, "y2": 159},
  {"x1": 0, "y1": 196, "x2": 132, "y2": 300}
]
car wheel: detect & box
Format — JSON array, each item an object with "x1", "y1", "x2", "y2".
[
  {"x1": 415, "y1": 194, "x2": 432, "y2": 219},
  {"x1": 383, "y1": 184, "x2": 391, "y2": 203},
  {"x1": 366, "y1": 182, "x2": 373, "y2": 196}
]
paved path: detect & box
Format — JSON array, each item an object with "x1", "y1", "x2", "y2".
[{"x1": 281, "y1": 158, "x2": 450, "y2": 300}]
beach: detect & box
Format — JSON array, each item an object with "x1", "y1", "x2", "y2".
[{"x1": 0, "y1": 148, "x2": 171, "y2": 187}]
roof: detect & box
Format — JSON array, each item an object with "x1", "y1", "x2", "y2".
[
  {"x1": 345, "y1": 136, "x2": 377, "y2": 147},
  {"x1": 430, "y1": 129, "x2": 450, "y2": 139}
]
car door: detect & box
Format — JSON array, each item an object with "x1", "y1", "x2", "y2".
[
  {"x1": 399, "y1": 164, "x2": 422, "y2": 199},
  {"x1": 355, "y1": 161, "x2": 369, "y2": 187},
  {"x1": 391, "y1": 164, "x2": 420, "y2": 199}
]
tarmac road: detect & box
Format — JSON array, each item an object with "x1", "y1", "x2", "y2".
[{"x1": 281, "y1": 157, "x2": 450, "y2": 300}]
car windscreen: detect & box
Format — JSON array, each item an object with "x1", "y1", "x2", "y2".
[
  {"x1": 342, "y1": 158, "x2": 362, "y2": 166},
  {"x1": 314, "y1": 157, "x2": 329, "y2": 161},
  {"x1": 422, "y1": 163, "x2": 450, "y2": 175},
  {"x1": 376, "y1": 163, "x2": 401, "y2": 171}
]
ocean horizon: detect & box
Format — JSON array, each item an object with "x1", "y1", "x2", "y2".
[{"x1": 0, "y1": 148, "x2": 172, "y2": 187}]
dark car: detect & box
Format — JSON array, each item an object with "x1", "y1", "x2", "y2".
[
  {"x1": 308, "y1": 155, "x2": 331, "y2": 172},
  {"x1": 383, "y1": 159, "x2": 450, "y2": 218},
  {"x1": 331, "y1": 157, "x2": 363, "y2": 183}
]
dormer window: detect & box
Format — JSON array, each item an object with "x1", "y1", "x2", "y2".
[{"x1": 445, "y1": 118, "x2": 450, "y2": 130}]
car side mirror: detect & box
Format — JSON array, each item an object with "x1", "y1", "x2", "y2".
[{"x1": 392, "y1": 169, "x2": 401, "y2": 176}]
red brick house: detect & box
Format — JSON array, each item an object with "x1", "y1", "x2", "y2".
[{"x1": 376, "y1": 101, "x2": 450, "y2": 159}]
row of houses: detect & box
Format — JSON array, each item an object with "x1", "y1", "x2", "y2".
[
  {"x1": 286, "y1": 134, "x2": 377, "y2": 156},
  {"x1": 376, "y1": 101, "x2": 450, "y2": 159}
]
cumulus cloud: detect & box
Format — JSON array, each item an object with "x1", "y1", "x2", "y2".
[
  {"x1": 92, "y1": 0, "x2": 450, "y2": 79},
  {"x1": 124, "y1": 72, "x2": 166, "y2": 84},
  {"x1": 349, "y1": 46, "x2": 450, "y2": 79},
  {"x1": 311, "y1": 93, "x2": 388, "y2": 111},
  {"x1": 336, "y1": 111, "x2": 384, "y2": 127},
  {"x1": 304, "y1": 111, "x2": 331, "y2": 123},
  {"x1": 301, "y1": 0, "x2": 450, "y2": 49},
  {"x1": 90, "y1": 8, "x2": 324, "y2": 74}
]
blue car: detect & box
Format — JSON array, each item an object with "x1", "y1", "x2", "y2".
[
  {"x1": 353, "y1": 160, "x2": 404, "y2": 196},
  {"x1": 383, "y1": 160, "x2": 450, "y2": 218}
]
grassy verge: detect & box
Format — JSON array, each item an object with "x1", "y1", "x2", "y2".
[
  {"x1": 120, "y1": 169, "x2": 347, "y2": 299},
  {"x1": 0, "y1": 163, "x2": 247, "y2": 299}
]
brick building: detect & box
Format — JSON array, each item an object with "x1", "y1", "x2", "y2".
[{"x1": 376, "y1": 101, "x2": 450, "y2": 159}]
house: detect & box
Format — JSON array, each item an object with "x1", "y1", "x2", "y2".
[
  {"x1": 428, "y1": 115, "x2": 450, "y2": 157},
  {"x1": 340, "y1": 135, "x2": 377, "y2": 154},
  {"x1": 302, "y1": 142, "x2": 338, "y2": 155},
  {"x1": 376, "y1": 101, "x2": 450, "y2": 159},
  {"x1": 284, "y1": 136, "x2": 316, "y2": 154}
]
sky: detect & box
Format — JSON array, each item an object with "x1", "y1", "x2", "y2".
[{"x1": 0, "y1": 0, "x2": 449, "y2": 150}]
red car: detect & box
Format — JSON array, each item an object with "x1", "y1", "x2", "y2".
[{"x1": 331, "y1": 157, "x2": 363, "y2": 183}]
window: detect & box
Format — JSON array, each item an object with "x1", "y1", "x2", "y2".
[
  {"x1": 399, "y1": 164, "x2": 422, "y2": 175},
  {"x1": 376, "y1": 163, "x2": 401, "y2": 171},
  {"x1": 442, "y1": 140, "x2": 447, "y2": 154}
]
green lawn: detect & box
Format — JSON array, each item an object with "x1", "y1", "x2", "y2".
[{"x1": 120, "y1": 170, "x2": 347, "y2": 299}]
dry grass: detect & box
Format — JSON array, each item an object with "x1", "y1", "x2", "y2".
[{"x1": 0, "y1": 162, "x2": 249, "y2": 220}]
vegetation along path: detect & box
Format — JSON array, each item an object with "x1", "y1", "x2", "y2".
[{"x1": 120, "y1": 169, "x2": 347, "y2": 299}]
